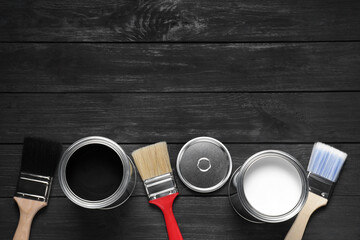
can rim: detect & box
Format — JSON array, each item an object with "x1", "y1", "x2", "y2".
[
  {"x1": 237, "y1": 150, "x2": 309, "y2": 223},
  {"x1": 58, "y1": 136, "x2": 131, "y2": 209},
  {"x1": 176, "y1": 136, "x2": 232, "y2": 193}
]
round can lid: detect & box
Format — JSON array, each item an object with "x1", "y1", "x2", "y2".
[{"x1": 176, "y1": 137, "x2": 232, "y2": 193}]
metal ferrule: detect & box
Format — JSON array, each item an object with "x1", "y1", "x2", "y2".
[
  {"x1": 15, "y1": 172, "x2": 52, "y2": 202},
  {"x1": 144, "y1": 172, "x2": 178, "y2": 200},
  {"x1": 308, "y1": 172, "x2": 334, "y2": 199}
]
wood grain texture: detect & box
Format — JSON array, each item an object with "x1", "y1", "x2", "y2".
[
  {"x1": 13, "y1": 197, "x2": 48, "y2": 240},
  {"x1": 0, "y1": 0, "x2": 359, "y2": 42},
  {"x1": 284, "y1": 192, "x2": 328, "y2": 240},
  {"x1": 1, "y1": 43, "x2": 360, "y2": 92},
  {"x1": 1, "y1": 144, "x2": 358, "y2": 198},
  {"x1": 0, "y1": 93, "x2": 359, "y2": 143},
  {"x1": 1, "y1": 196, "x2": 359, "y2": 240}
]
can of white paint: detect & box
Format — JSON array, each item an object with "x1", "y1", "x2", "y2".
[{"x1": 228, "y1": 150, "x2": 308, "y2": 223}]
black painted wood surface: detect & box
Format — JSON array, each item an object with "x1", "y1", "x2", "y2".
[
  {"x1": 1, "y1": 43, "x2": 360, "y2": 92},
  {"x1": 0, "y1": 0, "x2": 359, "y2": 239},
  {"x1": 1, "y1": 93, "x2": 360, "y2": 143},
  {"x1": 0, "y1": 0, "x2": 360, "y2": 42}
]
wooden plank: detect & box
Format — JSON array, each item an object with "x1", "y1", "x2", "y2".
[
  {"x1": 0, "y1": 196, "x2": 358, "y2": 239},
  {"x1": 0, "y1": 93, "x2": 359, "y2": 143},
  {"x1": 0, "y1": 144, "x2": 358, "y2": 197},
  {"x1": 0, "y1": 43, "x2": 360, "y2": 92},
  {"x1": 0, "y1": 0, "x2": 359, "y2": 41}
]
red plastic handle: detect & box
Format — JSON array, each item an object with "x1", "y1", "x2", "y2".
[{"x1": 149, "y1": 192, "x2": 183, "y2": 240}]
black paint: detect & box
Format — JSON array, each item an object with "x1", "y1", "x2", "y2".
[{"x1": 65, "y1": 144, "x2": 123, "y2": 201}]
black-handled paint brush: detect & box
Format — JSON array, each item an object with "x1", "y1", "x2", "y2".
[
  {"x1": 285, "y1": 142, "x2": 347, "y2": 240},
  {"x1": 13, "y1": 137, "x2": 62, "y2": 240}
]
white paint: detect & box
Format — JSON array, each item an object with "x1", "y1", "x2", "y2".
[{"x1": 243, "y1": 155, "x2": 302, "y2": 216}]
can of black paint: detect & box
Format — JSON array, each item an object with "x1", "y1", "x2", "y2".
[{"x1": 58, "y1": 136, "x2": 136, "y2": 209}]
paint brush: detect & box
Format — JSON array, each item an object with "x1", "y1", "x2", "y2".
[
  {"x1": 285, "y1": 142, "x2": 347, "y2": 240},
  {"x1": 13, "y1": 137, "x2": 62, "y2": 240},
  {"x1": 132, "y1": 142, "x2": 183, "y2": 240}
]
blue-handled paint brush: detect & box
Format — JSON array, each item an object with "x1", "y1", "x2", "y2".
[{"x1": 285, "y1": 142, "x2": 347, "y2": 240}]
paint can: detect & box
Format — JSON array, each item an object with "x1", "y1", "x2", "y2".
[
  {"x1": 58, "y1": 136, "x2": 136, "y2": 209},
  {"x1": 228, "y1": 150, "x2": 308, "y2": 223},
  {"x1": 177, "y1": 137, "x2": 232, "y2": 193}
]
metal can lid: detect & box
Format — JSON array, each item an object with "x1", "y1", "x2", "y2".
[{"x1": 176, "y1": 137, "x2": 232, "y2": 193}]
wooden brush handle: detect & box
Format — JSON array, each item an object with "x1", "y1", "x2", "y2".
[
  {"x1": 13, "y1": 197, "x2": 47, "y2": 240},
  {"x1": 285, "y1": 192, "x2": 328, "y2": 240}
]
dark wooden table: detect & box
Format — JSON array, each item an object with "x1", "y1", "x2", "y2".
[{"x1": 1, "y1": 0, "x2": 360, "y2": 239}]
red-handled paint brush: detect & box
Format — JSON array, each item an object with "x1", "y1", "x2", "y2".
[
  {"x1": 13, "y1": 137, "x2": 62, "y2": 240},
  {"x1": 132, "y1": 142, "x2": 183, "y2": 240}
]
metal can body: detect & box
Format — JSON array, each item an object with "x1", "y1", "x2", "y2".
[
  {"x1": 58, "y1": 136, "x2": 136, "y2": 209},
  {"x1": 228, "y1": 150, "x2": 308, "y2": 223}
]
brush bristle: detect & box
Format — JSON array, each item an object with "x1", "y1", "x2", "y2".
[
  {"x1": 20, "y1": 137, "x2": 63, "y2": 177},
  {"x1": 307, "y1": 142, "x2": 347, "y2": 182},
  {"x1": 132, "y1": 142, "x2": 172, "y2": 181}
]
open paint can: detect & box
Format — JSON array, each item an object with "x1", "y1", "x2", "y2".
[
  {"x1": 58, "y1": 136, "x2": 136, "y2": 209},
  {"x1": 228, "y1": 150, "x2": 308, "y2": 223}
]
